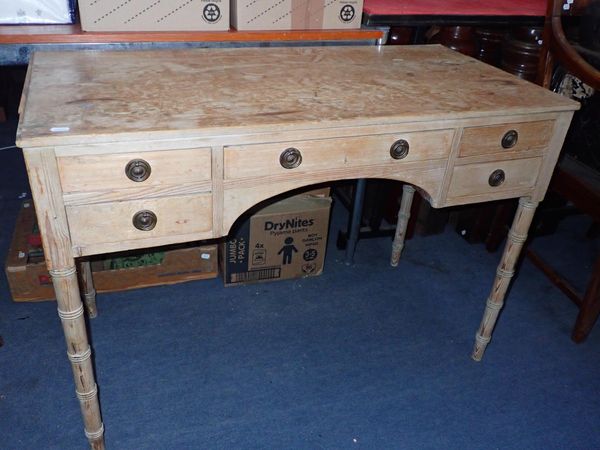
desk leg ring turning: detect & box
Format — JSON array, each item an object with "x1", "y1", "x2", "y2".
[
  {"x1": 472, "y1": 197, "x2": 538, "y2": 361},
  {"x1": 50, "y1": 266, "x2": 105, "y2": 449}
]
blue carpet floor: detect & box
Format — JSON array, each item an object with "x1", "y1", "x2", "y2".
[{"x1": 1, "y1": 119, "x2": 599, "y2": 449}]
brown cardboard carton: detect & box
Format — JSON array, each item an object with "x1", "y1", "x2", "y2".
[
  {"x1": 89, "y1": 244, "x2": 218, "y2": 294},
  {"x1": 222, "y1": 193, "x2": 332, "y2": 285},
  {"x1": 231, "y1": 0, "x2": 363, "y2": 31},
  {"x1": 79, "y1": 0, "x2": 229, "y2": 31}
]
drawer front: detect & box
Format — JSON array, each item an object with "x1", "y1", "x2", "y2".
[
  {"x1": 66, "y1": 194, "x2": 212, "y2": 247},
  {"x1": 447, "y1": 157, "x2": 542, "y2": 198},
  {"x1": 459, "y1": 121, "x2": 554, "y2": 157},
  {"x1": 58, "y1": 148, "x2": 212, "y2": 193},
  {"x1": 224, "y1": 130, "x2": 453, "y2": 180}
]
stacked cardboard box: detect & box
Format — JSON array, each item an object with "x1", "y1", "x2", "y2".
[
  {"x1": 231, "y1": 0, "x2": 363, "y2": 30},
  {"x1": 78, "y1": 0, "x2": 229, "y2": 31},
  {"x1": 77, "y1": 0, "x2": 362, "y2": 32}
]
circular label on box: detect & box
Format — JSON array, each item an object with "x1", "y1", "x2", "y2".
[
  {"x1": 303, "y1": 248, "x2": 318, "y2": 262},
  {"x1": 203, "y1": 3, "x2": 221, "y2": 23},
  {"x1": 339, "y1": 5, "x2": 355, "y2": 22}
]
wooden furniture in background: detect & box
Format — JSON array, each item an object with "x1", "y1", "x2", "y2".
[
  {"x1": 17, "y1": 45, "x2": 577, "y2": 448},
  {"x1": 527, "y1": 156, "x2": 600, "y2": 342},
  {"x1": 526, "y1": 0, "x2": 600, "y2": 342},
  {"x1": 429, "y1": 25, "x2": 477, "y2": 56},
  {"x1": 537, "y1": 0, "x2": 599, "y2": 88}
]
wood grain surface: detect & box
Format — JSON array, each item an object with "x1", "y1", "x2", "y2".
[
  {"x1": 458, "y1": 120, "x2": 554, "y2": 157},
  {"x1": 446, "y1": 157, "x2": 543, "y2": 199},
  {"x1": 17, "y1": 45, "x2": 577, "y2": 148},
  {"x1": 66, "y1": 193, "x2": 213, "y2": 249},
  {"x1": 58, "y1": 148, "x2": 212, "y2": 192},
  {"x1": 224, "y1": 130, "x2": 453, "y2": 180},
  {"x1": 222, "y1": 161, "x2": 446, "y2": 234}
]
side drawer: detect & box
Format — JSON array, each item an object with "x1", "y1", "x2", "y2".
[
  {"x1": 58, "y1": 148, "x2": 212, "y2": 193},
  {"x1": 224, "y1": 130, "x2": 453, "y2": 180},
  {"x1": 66, "y1": 193, "x2": 213, "y2": 247},
  {"x1": 459, "y1": 121, "x2": 554, "y2": 157},
  {"x1": 447, "y1": 157, "x2": 542, "y2": 199}
]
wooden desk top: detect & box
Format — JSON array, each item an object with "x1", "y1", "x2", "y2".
[{"x1": 17, "y1": 45, "x2": 577, "y2": 148}]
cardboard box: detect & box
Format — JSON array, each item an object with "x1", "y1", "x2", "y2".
[
  {"x1": 79, "y1": 0, "x2": 229, "y2": 31},
  {"x1": 0, "y1": 0, "x2": 75, "y2": 24},
  {"x1": 5, "y1": 201, "x2": 218, "y2": 302},
  {"x1": 221, "y1": 193, "x2": 332, "y2": 285},
  {"x1": 231, "y1": 0, "x2": 363, "y2": 31},
  {"x1": 88, "y1": 244, "x2": 218, "y2": 294}
]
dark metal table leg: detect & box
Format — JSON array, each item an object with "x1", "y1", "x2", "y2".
[{"x1": 345, "y1": 178, "x2": 367, "y2": 265}]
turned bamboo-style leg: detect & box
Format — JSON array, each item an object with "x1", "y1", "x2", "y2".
[
  {"x1": 77, "y1": 260, "x2": 98, "y2": 318},
  {"x1": 24, "y1": 148, "x2": 105, "y2": 449},
  {"x1": 390, "y1": 184, "x2": 415, "y2": 267},
  {"x1": 472, "y1": 197, "x2": 538, "y2": 361},
  {"x1": 52, "y1": 266, "x2": 105, "y2": 449}
]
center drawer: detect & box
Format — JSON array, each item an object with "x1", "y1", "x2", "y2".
[
  {"x1": 65, "y1": 193, "x2": 213, "y2": 249},
  {"x1": 57, "y1": 148, "x2": 212, "y2": 193},
  {"x1": 224, "y1": 130, "x2": 453, "y2": 180}
]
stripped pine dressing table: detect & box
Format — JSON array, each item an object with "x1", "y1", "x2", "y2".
[{"x1": 17, "y1": 45, "x2": 578, "y2": 448}]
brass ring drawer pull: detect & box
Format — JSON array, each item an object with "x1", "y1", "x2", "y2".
[
  {"x1": 501, "y1": 130, "x2": 518, "y2": 149},
  {"x1": 488, "y1": 169, "x2": 506, "y2": 187},
  {"x1": 125, "y1": 159, "x2": 151, "y2": 182},
  {"x1": 132, "y1": 210, "x2": 157, "y2": 231},
  {"x1": 280, "y1": 147, "x2": 302, "y2": 169},
  {"x1": 390, "y1": 139, "x2": 410, "y2": 160}
]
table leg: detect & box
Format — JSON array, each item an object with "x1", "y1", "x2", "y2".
[
  {"x1": 472, "y1": 197, "x2": 538, "y2": 361},
  {"x1": 77, "y1": 259, "x2": 98, "y2": 318},
  {"x1": 391, "y1": 184, "x2": 415, "y2": 267},
  {"x1": 345, "y1": 178, "x2": 367, "y2": 265},
  {"x1": 24, "y1": 148, "x2": 105, "y2": 449},
  {"x1": 51, "y1": 266, "x2": 105, "y2": 449}
]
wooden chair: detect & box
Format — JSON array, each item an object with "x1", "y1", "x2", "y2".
[
  {"x1": 529, "y1": 0, "x2": 600, "y2": 342},
  {"x1": 527, "y1": 156, "x2": 600, "y2": 342}
]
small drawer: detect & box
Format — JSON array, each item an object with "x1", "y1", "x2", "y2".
[
  {"x1": 58, "y1": 148, "x2": 212, "y2": 193},
  {"x1": 66, "y1": 193, "x2": 212, "y2": 248},
  {"x1": 447, "y1": 157, "x2": 542, "y2": 199},
  {"x1": 459, "y1": 121, "x2": 554, "y2": 158},
  {"x1": 224, "y1": 129, "x2": 453, "y2": 180}
]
